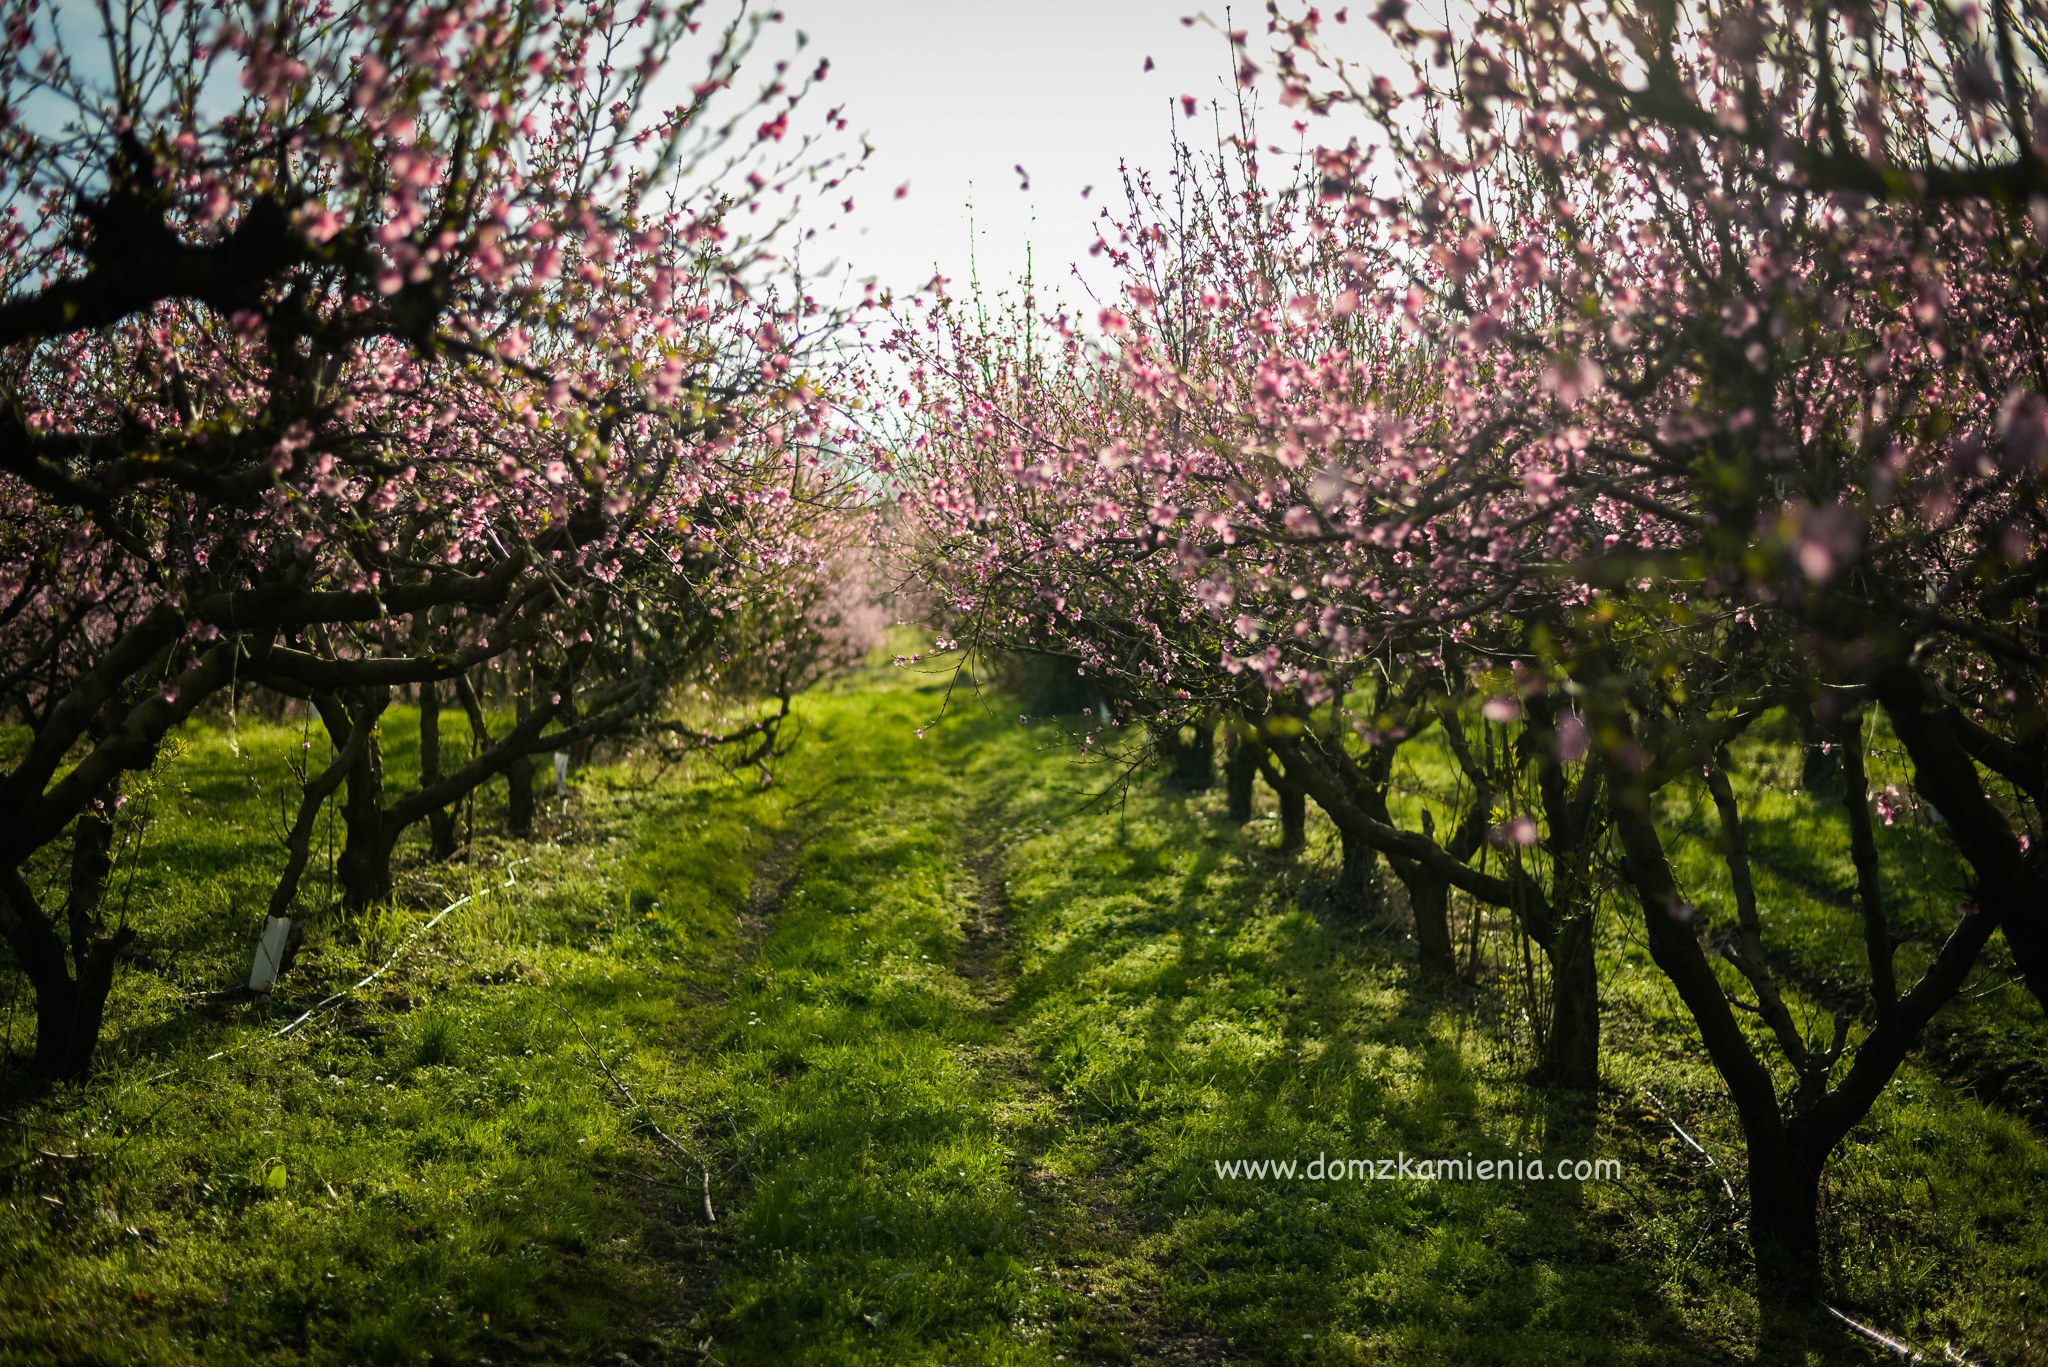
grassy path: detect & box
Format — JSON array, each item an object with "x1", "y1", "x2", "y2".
[
  {"x1": 688, "y1": 675, "x2": 1721, "y2": 1364},
  {"x1": 688, "y1": 673, "x2": 2048, "y2": 1365},
  {"x1": 671, "y1": 679, "x2": 1163, "y2": 1364},
  {"x1": 3, "y1": 668, "x2": 2045, "y2": 1364}
]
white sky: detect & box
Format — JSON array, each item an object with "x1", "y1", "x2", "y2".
[
  {"x1": 770, "y1": 1, "x2": 1272, "y2": 309},
  {"x1": 42, "y1": 0, "x2": 1379, "y2": 317}
]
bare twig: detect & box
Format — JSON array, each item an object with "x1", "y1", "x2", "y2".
[{"x1": 558, "y1": 1003, "x2": 716, "y2": 1224}]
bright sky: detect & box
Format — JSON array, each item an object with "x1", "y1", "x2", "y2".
[{"x1": 771, "y1": 1, "x2": 1266, "y2": 309}]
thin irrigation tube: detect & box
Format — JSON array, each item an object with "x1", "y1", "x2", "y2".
[
  {"x1": 1640, "y1": 1089, "x2": 1737, "y2": 1204},
  {"x1": 131, "y1": 856, "x2": 536, "y2": 1089}
]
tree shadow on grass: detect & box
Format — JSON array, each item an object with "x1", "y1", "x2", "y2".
[{"x1": 995, "y1": 777, "x2": 1726, "y2": 1365}]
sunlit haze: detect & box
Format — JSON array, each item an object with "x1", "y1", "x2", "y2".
[{"x1": 774, "y1": 1, "x2": 1260, "y2": 307}]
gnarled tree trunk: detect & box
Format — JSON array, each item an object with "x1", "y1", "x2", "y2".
[
  {"x1": 2, "y1": 796, "x2": 132, "y2": 1080},
  {"x1": 506, "y1": 663, "x2": 537, "y2": 837},
  {"x1": 1746, "y1": 1131, "x2": 1825, "y2": 1299},
  {"x1": 1394, "y1": 859, "x2": 1457, "y2": 978},
  {"x1": 418, "y1": 681, "x2": 459, "y2": 861},
  {"x1": 1223, "y1": 726, "x2": 1261, "y2": 823},
  {"x1": 265, "y1": 701, "x2": 374, "y2": 925},
  {"x1": 1259, "y1": 755, "x2": 1306, "y2": 854},
  {"x1": 331, "y1": 688, "x2": 396, "y2": 911},
  {"x1": 1536, "y1": 911, "x2": 1600, "y2": 1092},
  {"x1": 1613, "y1": 774, "x2": 1994, "y2": 1301},
  {"x1": 1873, "y1": 665, "x2": 2048, "y2": 1020},
  {"x1": 1334, "y1": 826, "x2": 1384, "y2": 920},
  {"x1": 1160, "y1": 715, "x2": 1215, "y2": 791}
]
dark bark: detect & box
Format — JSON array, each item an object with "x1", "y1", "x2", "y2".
[
  {"x1": 1518, "y1": 697, "x2": 1606, "y2": 1093},
  {"x1": 331, "y1": 689, "x2": 395, "y2": 911},
  {"x1": 265, "y1": 702, "x2": 372, "y2": 921},
  {"x1": 1399, "y1": 862, "x2": 1458, "y2": 978},
  {"x1": 506, "y1": 664, "x2": 536, "y2": 837},
  {"x1": 1264, "y1": 733, "x2": 1522, "y2": 924},
  {"x1": 0, "y1": 177, "x2": 311, "y2": 352},
  {"x1": 1161, "y1": 716, "x2": 1215, "y2": 791},
  {"x1": 1258, "y1": 755, "x2": 1307, "y2": 854},
  {"x1": 0, "y1": 801, "x2": 131, "y2": 1079},
  {"x1": 0, "y1": 870, "x2": 77, "y2": 1076},
  {"x1": 3, "y1": 630, "x2": 248, "y2": 863},
  {"x1": 1612, "y1": 790, "x2": 1821, "y2": 1289},
  {"x1": 1872, "y1": 665, "x2": 2048, "y2": 1016},
  {"x1": 1279, "y1": 782, "x2": 1306, "y2": 853},
  {"x1": 1344, "y1": 715, "x2": 1469, "y2": 981},
  {"x1": 0, "y1": 569, "x2": 545, "y2": 868},
  {"x1": 60, "y1": 781, "x2": 125, "y2": 1071},
  {"x1": 321, "y1": 648, "x2": 646, "y2": 878},
  {"x1": 1225, "y1": 737, "x2": 1513, "y2": 906},
  {"x1": 29, "y1": 943, "x2": 120, "y2": 1081},
  {"x1": 418, "y1": 682, "x2": 459, "y2": 861},
  {"x1": 1537, "y1": 912, "x2": 1600, "y2": 1092},
  {"x1": 505, "y1": 755, "x2": 536, "y2": 837},
  {"x1": 51, "y1": 800, "x2": 125, "y2": 1079},
  {"x1": 1997, "y1": 869, "x2": 2048, "y2": 1017},
  {"x1": 1613, "y1": 765, "x2": 1996, "y2": 1297},
  {"x1": 1223, "y1": 726, "x2": 1260, "y2": 823},
  {"x1": 1334, "y1": 826, "x2": 1384, "y2": 920},
  {"x1": 1746, "y1": 1133, "x2": 1826, "y2": 1302},
  {"x1": 1834, "y1": 723, "x2": 1896, "y2": 1011}
]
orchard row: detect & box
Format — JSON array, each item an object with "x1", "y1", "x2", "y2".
[
  {"x1": 883, "y1": 0, "x2": 2048, "y2": 1303},
  {"x1": 0, "y1": 1, "x2": 877, "y2": 1080}
]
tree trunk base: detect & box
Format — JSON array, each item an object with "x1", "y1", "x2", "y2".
[
  {"x1": 1403, "y1": 869, "x2": 1457, "y2": 979},
  {"x1": 426, "y1": 809, "x2": 459, "y2": 862},
  {"x1": 1333, "y1": 835, "x2": 1385, "y2": 922},
  {"x1": 507, "y1": 756, "x2": 535, "y2": 838},
  {"x1": 1223, "y1": 731, "x2": 1259, "y2": 823},
  {"x1": 29, "y1": 946, "x2": 119, "y2": 1081},
  {"x1": 1164, "y1": 719, "x2": 1215, "y2": 791},
  {"x1": 1535, "y1": 916, "x2": 1600, "y2": 1093},
  {"x1": 1276, "y1": 780, "x2": 1305, "y2": 855}
]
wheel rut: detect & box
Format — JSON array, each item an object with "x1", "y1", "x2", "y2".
[{"x1": 948, "y1": 798, "x2": 1236, "y2": 1367}]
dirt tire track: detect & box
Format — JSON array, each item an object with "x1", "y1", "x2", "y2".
[
  {"x1": 658, "y1": 816, "x2": 816, "y2": 1364},
  {"x1": 953, "y1": 802, "x2": 1239, "y2": 1367}
]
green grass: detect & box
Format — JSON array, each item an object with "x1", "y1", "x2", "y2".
[
  {"x1": 0, "y1": 710, "x2": 775, "y2": 1364},
  {"x1": 2, "y1": 669, "x2": 2045, "y2": 1364}
]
